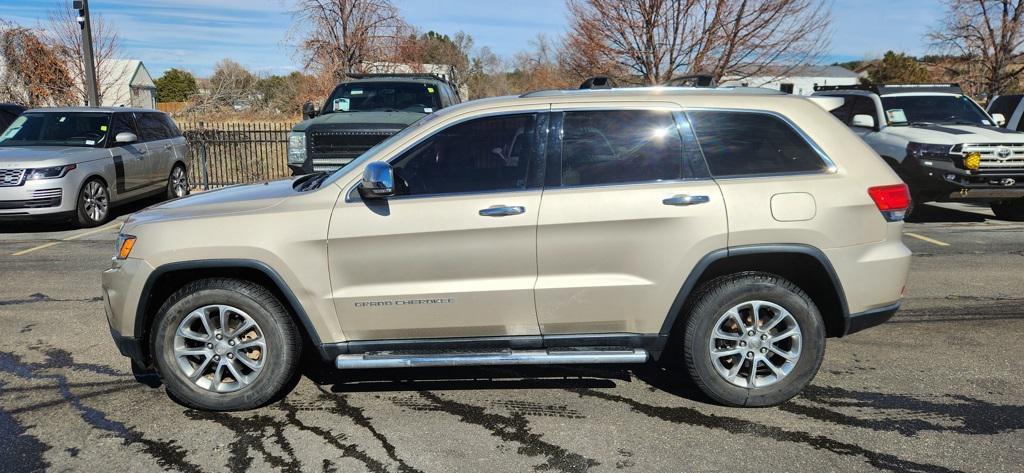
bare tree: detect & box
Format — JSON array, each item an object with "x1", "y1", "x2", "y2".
[
  {"x1": 0, "y1": 20, "x2": 74, "y2": 106},
  {"x1": 509, "y1": 35, "x2": 576, "y2": 92},
  {"x1": 44, "y1": 0, "x2": 123, "y2": 105},
  {"x1": 930, "y1": 0, "x2": 1024, "y2": 96},
  {"x1": 562, "y1": 0, "x2": 832, "y2": 85},
  {"x1": 289, "y1": 0, "x2": 410, "y2": 85},
  {"x1": 187, "y1": 59, "x2": 259, "y2": 114}
]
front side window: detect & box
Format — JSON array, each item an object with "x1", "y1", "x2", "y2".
[
  {"x1": 324, "y1": 82, "x2": 441, "y2": 115},
  {"x1": 880, "y1": 95, "x2": 991, "y2": 126},
  {"x1": 0, "y1": 112, "x2": 111, "y2": 147},
  {"x1": 560, "y1": 110, "x2": 683, "y2": 186},
  {"x1": 390, "y1": 113, "x2": 538, "y2": 196},
  {"x1": 688, "y1": 110, "x2": 829, "y2": 177}
]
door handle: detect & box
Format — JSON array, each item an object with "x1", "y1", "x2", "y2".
[
  {"x1": 662, "y1": 194, "x2": 710, "y2": 206},
  {"x1": 479, "y1": 205, "x2": 525, "y2": 217}
]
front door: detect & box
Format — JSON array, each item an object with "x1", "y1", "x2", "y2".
[
  {"x1": 108, "y1": 112, "x2": 148, "y2": 196},
  {"x1": 535, "y1": 108, "x2": 728, "y2": 336},
  {"x1": 327, "y1": 112, "x2": 547, "y2": 341}
]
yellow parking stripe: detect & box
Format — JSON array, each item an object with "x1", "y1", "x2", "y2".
[
  {"x1": 11, "y1": 223, "x2": 121, "y2": 256},
  {"x1": 904, "y1": 232, "x2": 950, "y2": 247}
]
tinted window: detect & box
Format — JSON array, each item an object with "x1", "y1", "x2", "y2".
[
  {"x1": 561, "y1": 110, "x2": 682, "y2": 186},
  {"x1": 880, "y1": 95, "x2": 989, "y2": 125},
  {"x1": 988, "y1": 95, "x2": 1020, "y2": 122},
  {"x1": 0, "y1": 111, "x2": 16, "y2": 131},
  {"x1": 829, "y1": 95, "x2": 876, "y2": 125},
  {"x1": 689, "y1": 111, "x2": 829, "y2": 177},
  {"x1": 158, "y1": 114, "x2": 181, "y2": 137},
  {"x1": 391, "y1": 114, "x2": 538, "y2": 196},
  {"x1": 109, "y1": 113, "x2": 138, "y2": 143},
  {"x1": 324, "y1": 82, "x2": 441, "y2": 114},
  {"x1": 135, "y1": 113, "x2": 171, "y2": 141},
  {"x1": 0, "y1": 112, "x2": 111, "y2": 147}
]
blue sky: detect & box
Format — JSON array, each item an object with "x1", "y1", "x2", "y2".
[{"x1": 1, "y1": 0, "x2": 944, "y2": 78}]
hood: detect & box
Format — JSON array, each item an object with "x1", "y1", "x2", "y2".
[
  {"x1": 128, "y1": 177, "x2": 299, "y2": 225},
  {"x1": 293, "y1": 111, "x2": 424, "y2": 132},
  {"x1": 883, "y1": 124, "x2": 1024, "y2": 145},
  {"x1": 0, "y1": 146, "x2": 108, "y2": 168}
]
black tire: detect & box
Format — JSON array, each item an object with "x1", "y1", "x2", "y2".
[
  {"x1": 152, "y1": 278, "x2": 302, "y2": 411},
  {"x1": 76, "y1": 178, "x2": 110, "y2": 228},
  {"x1": 990, "y1": 199, "x2": 1024, "y2": 221},
  {"x1": 681, "y1": 272, "x2": 825, "y2": 407},
  {"x1": 166, "y1": 164, "x2": 189, "y2": 200}
]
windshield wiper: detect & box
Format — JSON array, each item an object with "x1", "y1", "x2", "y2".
[{"x1": 295, "y1": 171, "x2": 329, "y2": 191}]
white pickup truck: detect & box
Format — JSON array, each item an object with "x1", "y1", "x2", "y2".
[{"x1": 813, "y1": 84, "x2": 1024, "y2": 220}]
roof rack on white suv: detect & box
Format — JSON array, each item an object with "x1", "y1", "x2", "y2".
[{"x1": 519, "y1": 86, "x2": 783, "y2": 98}]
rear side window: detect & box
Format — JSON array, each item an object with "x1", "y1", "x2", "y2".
[
  {"x1": 135, "y1": 113, "x2": 171, "y2": 141},
  {"x1": 688, "y1": 111, "x2": 829, "y2": 177},
  {"x1": 560, "y1": 110, "x2": 682, "y2": 186},
  {"x1": 158, "y1": 114, "x2": 181, "y2": 137}
]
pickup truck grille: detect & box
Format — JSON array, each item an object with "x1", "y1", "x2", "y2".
[
  {"x1": 960, "y1": 143, "x2": 1024, "y2": 169},
  {"x1": 0, "y1": 169, "x2": 26, "y2": 187},
  {"x1": 307, "y1": 127, "x2": 402, "y2": 172}
]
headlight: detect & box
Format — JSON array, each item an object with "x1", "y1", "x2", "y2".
[
  {"x1": 114, "y1": 234, "x2": 136, "y2": 260},
  {"x1": 906, "y1": 142, "x2": 954, "y2": 159},
  {"x1": 287, "y1": 132, "x2": 306, "y2": 165},
  {"x1": 27, "y1": 164, "x2": 76, "y2": 180}
]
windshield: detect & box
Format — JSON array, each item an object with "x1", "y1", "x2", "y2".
[
  {"x1": 0, "y1": 112, "x2": 112, "y2": 147},
  {"x1": 323, "y1": 82, "x2": 441, "y2": 114},
  {"x1": 880, "y1": 95, "x2": 991, "y2": 126}
]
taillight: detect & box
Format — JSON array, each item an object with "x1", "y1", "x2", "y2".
[{"x1": 868, "y1": 184, "x2": 911, "y2": 222}]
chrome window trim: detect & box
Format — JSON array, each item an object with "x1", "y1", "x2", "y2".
[
  {"x1": 343, "y1": 107, "x2": 550, "y2": 203},
  {"x1": 538, "y1": 177, "x2": 714, "y2": 194},
  {"x1": 684, "y1": 107, "x2": 840, "y2": 176}
]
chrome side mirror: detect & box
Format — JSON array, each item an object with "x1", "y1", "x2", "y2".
[
  {"x1": 115, "y1": 132, "x2": 138, "y2": 143},
  {"x1": 358, "y1": 161, "x2": 395, "y2": 199},
  {"x1": 302, "y1": 101, "x2": 319, "y2": 120}
]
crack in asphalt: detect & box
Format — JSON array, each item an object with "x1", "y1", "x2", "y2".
[
  {"x1": 313, "y1": 389, "x2": 422, "y2": 473},
  {"x1": 415, "y1": 391, "x2": 600, "y2": 472},
  {"x1": 570, "y1": 388, "x2": 965, "y2": 473},
  {"x1": 0, "y1": 347, "x2": 202, "y2": 473},
  {"x1": 0, "y1": 293, "x2": 103, "y2": 307},
  {"x1": 782, "y1": 385, "x2": 1024, "y2": 437}
]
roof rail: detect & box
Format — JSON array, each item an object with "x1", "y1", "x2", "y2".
[
  {"x1": 519, "y1": 86, "x2": 784, "y2": 99},
  {"x1": 814, "y1": 83, "x2": 962, "y2": 96},
  {"x1": 663, "y1": 74, "x2": 717, "y2": 88}
]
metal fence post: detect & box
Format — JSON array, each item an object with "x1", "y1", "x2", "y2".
[{"x1": 198, "y1": 121, "x2": 210, "y2": 190}]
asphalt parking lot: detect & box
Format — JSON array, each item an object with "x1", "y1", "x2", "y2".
[{"x1": 0, "y1": 201, "x2": 1022, "y2": 473}]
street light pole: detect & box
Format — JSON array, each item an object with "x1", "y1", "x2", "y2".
[{"x1": 74, "y1": 0, "x2": 99, "y2": 106}]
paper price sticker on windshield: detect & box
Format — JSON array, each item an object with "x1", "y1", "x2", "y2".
[
  {"x1": 333, "y1": 98, "x2": 350, "y2": 112},
  {"x1": 886, "y1": 109, "x2": 908, "y2": 124},
  {"x1": 100, "y1": 125, "x2": 108, "y2": 131},
  {"x1": 427, "y1": 87, "x2": 435, "y2": 93},
  {"x1": 85, "y1": 140, "x2": 95, "y2": 145}
]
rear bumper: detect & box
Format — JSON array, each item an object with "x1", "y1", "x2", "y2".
[{"x1": 843, "y1": 302, "x2": 899, "y2": 335}]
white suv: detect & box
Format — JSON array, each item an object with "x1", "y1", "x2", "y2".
[{"x1": 813, "y1": 84, "x2": 1024, "y2": 219}]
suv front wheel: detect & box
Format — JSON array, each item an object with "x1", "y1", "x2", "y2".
[
  {"x1": 152, "y1": 278, "x2": 301, "y2": 411},
  {"x1": 682, "y1": 272, "x2": 825, "y2": 407}
]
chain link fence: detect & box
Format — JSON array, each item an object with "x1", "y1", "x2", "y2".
[{"x1": 178, "y1": 122, "x2": 294, "y2": 189}]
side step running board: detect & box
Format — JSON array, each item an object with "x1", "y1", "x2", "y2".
[{"x1": 335, "y1": 348, "x2": 648, "y2": 369}]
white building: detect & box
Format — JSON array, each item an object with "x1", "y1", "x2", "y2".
[
  {"x1": 720, "y1": 65, "x2": 860, "y2": 96},
  {"x1": 96, "y1": 59, "x2": 157, "y2": 108}
]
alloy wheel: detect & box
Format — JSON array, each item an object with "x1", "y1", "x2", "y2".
[
  {"x1": 173, "y1": 304, "x2": 267, "y2": 393},
  {"x1": 81, "y1": 181, "x2": 109, "y2": 223},
  {"x1": 708, "y1": 300, "x2": 802, "y2": 388},
  {"x1": 170, "y1": 166, "x2": 188, "y2": 198}
]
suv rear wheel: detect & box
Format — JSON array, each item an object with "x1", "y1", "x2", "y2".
[
  {"x1": 167, "y1": 164, "x2": 188, "y2": 200},
  {"x1": 991, "y1": 199, "x2": 1024, "y2": 221},
  {"x1": 152, "y1": 278, "x2": 301, "y2": 411},
  {"x1": 682, "y1": 272, "x2": 825, "y2": 407}
]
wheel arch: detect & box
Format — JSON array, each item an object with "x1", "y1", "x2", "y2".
[
  {"x1": 660, "y1": 245, "x2": 850, "y2": 340},
  {"x1": 134, "y1": 259, "x2": 322, "y2": 365}
]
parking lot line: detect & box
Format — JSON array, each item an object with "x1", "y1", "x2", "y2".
[
  {"x1": 904, "y1": 232, "x2": 951, "y2": 247},
  {"x1": 10, "y1": 223, "x2": 121, "y2": 256}
]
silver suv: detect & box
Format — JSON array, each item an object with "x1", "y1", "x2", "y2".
[
  {"x1": 102, "y1": 88, "x2": 912, "y2": 411},
  {"x1": 0, "y1": 107, "x2": 189, "y2": 227}
]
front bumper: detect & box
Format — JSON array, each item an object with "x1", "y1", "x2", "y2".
[
  {"x1": 902, "y1": 155, "x2": 1024, "y2": 201},
  {"x1": 102, "y1": 257, "x2": 154, "y2": 365},
  {"x1": 0, "y1": 174, "x2": 79, "y2": 217}
]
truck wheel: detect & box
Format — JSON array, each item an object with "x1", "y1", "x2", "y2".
[
  {"x1": 681, "y1": 272, "x2": 825, "y2": 407},
  {"x1": 990, "y1": 199, "x2": 1024, "y2": 221},
  {"x1": 152, "y1": 278, "x2": 301, "y2": 411},
  {"x1": 76, "y1": 178, "x2": 110, "y2": 227}
]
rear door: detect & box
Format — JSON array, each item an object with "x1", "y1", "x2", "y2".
[{"x1": 534, "y1": 105, "x2": 727, "y2": 336}]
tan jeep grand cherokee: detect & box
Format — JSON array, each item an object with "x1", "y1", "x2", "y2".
[{"x1": 102, "y1": 87, "x2": 912, "y2": 411}]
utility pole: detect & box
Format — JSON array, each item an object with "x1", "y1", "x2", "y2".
[{"x1": 74, "y1": 0, "x2": 99, "y2": 106}]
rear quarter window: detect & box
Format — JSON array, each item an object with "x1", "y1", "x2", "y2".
[{"x1": 688, "y1": 110, "x2": 830, "y2": 177}]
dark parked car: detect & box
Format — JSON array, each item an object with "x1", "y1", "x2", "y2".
[{"x1": 0, "y1": 104, "x2": 27, "y2": 132}]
